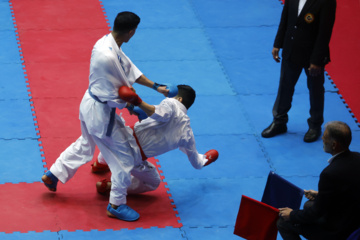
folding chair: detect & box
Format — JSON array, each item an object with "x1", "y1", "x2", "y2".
[
  {"x1": 234, "y1": 195, "x2": 279, "y2": 240},
  {"x1": 261, "y1": 171, "x2": 304, "y2": 210}
]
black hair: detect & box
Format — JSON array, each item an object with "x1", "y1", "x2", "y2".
[
  {"x1": 325, "y1": 121, "x2": 352, "y2": 149},
  {"x1": 177, "y1": 85, "x2": 196, "y2": 109},
  {"x1": 113, "y1": 12, "x2": 140, "y2": 34}
]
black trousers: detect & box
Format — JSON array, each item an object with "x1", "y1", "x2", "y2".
[
  {"x1": 277, "y1": 217, "x2": 333, "y2": 240},
  {"x1": 272, "y1": 59, "x2": 325, "y2": 129},
  {"x1": 277, "y1": 201, "x2": 339, "y2": 240}
]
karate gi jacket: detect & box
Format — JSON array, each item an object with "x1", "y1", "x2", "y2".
[
  {"x1": 134, "y1": 98, "x2": 207, "y2": 169},
  {"x1": 80, "y1": 33, "x2": 142, "y2": 138}
]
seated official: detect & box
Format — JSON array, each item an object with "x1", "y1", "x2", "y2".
[{"x1": 277, "y1": 121, "x2": 360, "y2": 240}]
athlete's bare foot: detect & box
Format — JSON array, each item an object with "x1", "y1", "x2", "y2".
[
  {"x1": 41, "y1": 174, "x2": 56, "y2": 191},
  {"x1": 106, "y1": 204, "x2": 118, "y2": 218}
]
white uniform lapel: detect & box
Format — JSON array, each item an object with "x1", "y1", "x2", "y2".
[{"x1": 107, "y1": 34, "x2": 131, "y2": 87}]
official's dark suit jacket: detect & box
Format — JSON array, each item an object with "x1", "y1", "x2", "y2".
[
  {"x1": 274, "y1": 0, "x2": 336, "y2": 67},
  {"x1": 290, "y1": 150, "x2": 360, "y2": 239}
]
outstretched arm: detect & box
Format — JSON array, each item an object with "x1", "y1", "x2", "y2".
[
  {"x1": 179, "y1": 128, "x2": 219, "y2": 169},
  {"x1": 179, "y1": 146, "x2": 219, "y2": 169},
  {"x1": 135, "y1": 75, "x2": 169, "y2": 96},
  {"x1": 119, "y1": 86, "x2": 155, "y2": 117},
  {"x1": 137, "y1": 101, "x2": 155, "y2": 117}
]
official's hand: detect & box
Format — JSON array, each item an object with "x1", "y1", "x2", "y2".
[
  {"x1": 272, "y1": 47, "x2": 280, "y2": 63},
  {"x1": 308, "y1": 64, "x2": 322, "y2": 77},
  {"x1": 279, "y1": 207, "x2": 293, "y2": 221},
  {"x1": 304, "y1": 190, "x2": 318, "y2": 200}
]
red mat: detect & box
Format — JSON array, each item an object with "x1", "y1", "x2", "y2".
[
  {"x1": 0, "y1": 159, "x2": 179, "y2": 233},
  {"x1": 2, "y1": 0, "x2": 181, "y2": 233},
  {"x1": 325, "y1": 0, "x2": 360, "y2": 123}
]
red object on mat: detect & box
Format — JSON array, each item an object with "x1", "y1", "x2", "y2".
[
  {"x1": 2, "y1": 0, "x2": 181, "y2": 233},
  {"x1": 234, "y1": 195, "x2": 279, "y2": 240}
]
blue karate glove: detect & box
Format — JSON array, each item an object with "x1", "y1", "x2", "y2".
[
  {"x1": 126, "y1": 104, "x2": 148, "y2": 121},
  {"x1": 132, "y1": 106, "x2": 148, "y2": 121},
  {"x1": 153, "y1": 83, "x2": 178, "y2": 98}
]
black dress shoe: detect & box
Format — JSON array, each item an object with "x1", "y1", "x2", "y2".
[
  {"x1": 304, "y1": 128, "x2": 321, "y2": 143},
  {"x1": 261, "y1": 122, "x2": 287, "y2": 138}
]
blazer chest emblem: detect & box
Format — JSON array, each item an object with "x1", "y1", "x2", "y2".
[{"x1": 304, "y1": 13, "x2": 315, "y2": 23}]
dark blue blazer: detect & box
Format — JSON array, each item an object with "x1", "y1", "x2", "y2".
[
  {"x1": 274, "y1": 0, "x2": 336, "y2": 67},
  {"x1": 290, "y1": 150, "x2": 360, "y2": 239}
]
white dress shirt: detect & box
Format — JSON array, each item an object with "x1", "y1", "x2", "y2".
[
  {"x1": 327, "y1": 151, "x2": 345, "y2": 164},
  {"x1": 298, "y1": 0, "x2": 307, "y2": 16}
]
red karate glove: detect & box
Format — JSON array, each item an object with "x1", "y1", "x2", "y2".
[
  {"x1": 118, "y1": 86, "x2": 142, "y2": 106},
  {"x1": 203, "y1": 149, "x2": 219, "y2": 166}
]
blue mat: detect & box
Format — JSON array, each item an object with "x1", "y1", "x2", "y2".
[
  {"x1": 135, "y1": 60, "x2": 235, "y2": 97},
  {"x1": 158, "y1": 134, "x2": 270, "y2": 180},
  {"x1": 190, "y1": 0, "x2": 283, "y2": 27},
  {"x1": 184, "y1": 226, "x2": 241, "y2": 240},
  {"x1": 0, "y1": 63, "x2": 29, "y2": 100},
  {"x1": 0, "y1": 30, "x2": 22, "y2": 64},
  {"x1": 206, "y1": 26, "x2": 278, "y2": 61},
  {"x1": 101, "y1": 0, "x2": 201, "y2": 29},
  {"x1": 0, "y1": 228, "x2": 185, "y2": 240},
  {"x1": 123, "y1": 28, "x2": 217, "y2": 62},
  {"x1": 2, "y1": 0, "x2": 359, "y2": 239},
  {"x1": 238, "y1": 92, "x2": 360, "y2": 135},
  {"x1": 0, "y1": 99, "x2": 38, "y2": 139},
  {"x1": 351, "y1": 130, "x2": 360, "y2": 150},
  {"x1": 62, "y1": 228, "x2": 184, "y2": 240},
  {"x1": 189, "y1": 95, "x2": 251, "y2": 135},
  {"x1": 0, "y1": 1, "x2": 14, "y2": 31},
  {"x1": 0, "y1": 139, "x2": 44, "y2": 184},
  {"x1": 221, "y1": 58, "x2": 337, "y2": 95},
  {"x1": 166, "y1": 177, "x2": 267, "y2": 227},
  {"x1": 260, "y1": 133, "x2": 329, "y2": 176}
]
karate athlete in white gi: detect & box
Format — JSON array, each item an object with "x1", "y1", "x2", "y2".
[
  {"x1": 41, "y1": 12, "x2": 170, "y2": 222},
  {"x1": 92, "y1": 85, "x2": 219, "y2": 198}
]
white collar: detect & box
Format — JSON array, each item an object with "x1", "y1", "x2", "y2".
[
  {"x1": 327, "y1": 151, "x2": 345, "y2": 164},
  {"x1": 170, "y1": 98, "x2": 187, "y2": 114},
  {"x1": 298, "y1": 0, "x2": 307, "y2": 16},
  {"x1": 108, "y1": 33, "x2": 122, "y2": 57}
]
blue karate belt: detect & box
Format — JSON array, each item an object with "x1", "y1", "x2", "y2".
[{"x1": 88, "y1": 87, "x2": 116, "y2": 137}]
